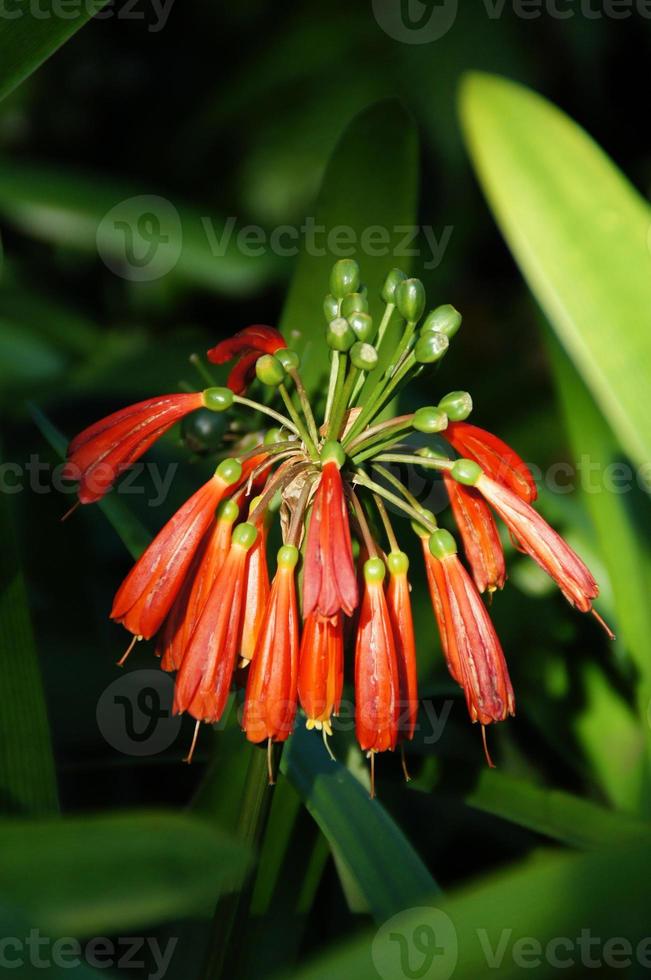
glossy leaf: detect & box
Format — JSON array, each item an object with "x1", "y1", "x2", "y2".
[
  {"x1": 281, "y1": 725, "x2": 439, "y2": 923},
  {"x1": 459, "y1": 73, "x2": 651, "y2": 470},
  {"x1": 0, "y1": 810, "x2": 251, "y2": 935}
]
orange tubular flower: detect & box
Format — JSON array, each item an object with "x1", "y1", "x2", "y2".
[
  {"x1": 64, "y1": 392, "x2": 204, "y2": 504},
  {"x1": 355, "y1": 557, "x2": 400, "y2": 755},
  {"x1": 303, "y1": 444, "x2": 358, "y2": 619},
  {"x1": 425, "y1": 529, "x2": 515, "y2": 729},
  {"x1": 207, "y1": 325, "x2": 287, "y2": 394},
  {"x1": 386, "y1": 552, "x2": 418, "y2": 742},
  {"x1": 157, "y1": 497, "x2": 239, "y2": 672},
  {"x1": 243, "y1": 545, "x2": 300, "y2": 743},
  {"x1": 239, "y1": 507, "x2": 271, "y2": 667},
  {"x1": 297, "y1": 612, "x2": 344, "y2": 734},
  {"x1": 446, "y1": 421, "x2": 537, "y2": 503},
  {"x1": 173, "y1": 521, "x2": 258, "y2": 723},
  {"x1": 443, "y1": 474, "x2": 506, "y2": 594},
  {"x1": 111, "y1": 458, "x2": 244, "y2": 640},
  {"x1": 475, "y1": 470, "x2": 603, "y2": 619}
]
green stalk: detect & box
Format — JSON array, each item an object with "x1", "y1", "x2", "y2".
[
  {"x1": 328, "y1": 366, "x2": 360, "y2": 441},
  {"x1": 324, "y1": 351, "x2": 340, "y2": 420},
  {"x1": 344, "y1": 414, "x2": 414, "y2": 455},
  {"x1": 278, "y1": 385, "x2": 319, "y2": 460},
  {"x1": 374, "y1": 452, "x2": 454, "y2": 472},
  {"x1": 233, "y1": 394, "x2": 298, "y2": 434},
  {"x1": 288, "y1": 367, "x2": 320, "y2": 448},
  {"x1": 352, "y1": 468, "x2": 438, "y2": 530}
]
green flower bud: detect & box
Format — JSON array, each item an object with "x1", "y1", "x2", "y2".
[
  {"x1": 275, "y1": 348, "x2": 300, "y2": 373},
  {"x1": 232, "y1": 521, "x2": 258, "y2": 550},
  {"x1": 340, "y1": 292, "x2": 369, "y2": 318},
  {"x1": 216, "y1": 498, "x2": 239, "y2": 523},
  {"x1": 321, "y1": 440, "x2": 346, "y2": 468},
  {"x1": 387, "y1": 550, "x2": 409, "y2": 576},
  {"x1": 381, "y1": 267, "x2": 407, "y2": 304},
  {"x1": 330, "y1": 259, "x2": 360, "y2": 299},
  {"x1": 350, "y1": 341, "x2": 378, "y2": 372},
  {"x1": 364, "y1": 556, "x2": 386, "y2": 584},
  {"x1": 438, "y1": 390, "x2": 472, "y2": 421},
  {"x1": 395, "y1": 278, "x2": 426, "y2": 323},
  {"x1": 451, "y1": 458, "x2": 482, "y2": 486},
  {"x1": 421, "y1": 304, "x2": 462, "y2": 339},
  {"x1": 264, "y1": 427, "x2": 289, "y2": 445},
  {"x1": 414, "y1": 332, "x2": 449, "y2": 364},
  {"x1": 323, "y1": 293, "x2": 339, "y2": 322},
  {"x1": 327, "y1": 317, "x2": 355, "y2": 352},
  {"x1": 428, "y1": 529, "x2": 457, "y2": 560},
  {"x1": 202, "y1": 386, "x2": 234, "y2": 412},
  {"x1": 216, "y1": 457, "x2": 243, "y2": 486},
  {"x1": 255, "y1": 354, "x2": 285, "y2": 387},
  {"x1": 182, "y1": 408, "x2": 227, "y2": 454},
  {"x1": 413, "y1": 406, "x2": 448, "y2": 434},
  {"x1": 348, "y1": 311, "x2": 374, "y2": 343},
  {"x1": 277, "y1": 544, "x2": 299, "y2": 569}
]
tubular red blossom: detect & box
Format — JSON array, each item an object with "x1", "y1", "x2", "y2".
[
  {"x1": 207, "y1": 325, "x2": 287, "y2": 394},
  {"x1": 173, "y1": 523, "x2": 257, "y2": 723},
  {"x1": 355, "y1": 560, "x2": 400, "y2": 753},
  {"x1": 386, "y1": 554, "x2": 418, "y2": 742},
  {"x1": 243, "y1": 546, "x2": 300, "y2": 743},
  {"x1": 239, "y1": 515, "x2": 271, "y2": 666},
  {"x1": 157, "y1": 501, "x2": 238, "y2": 672},
  {"x1": 111, "y1": 461, "x2": 246, "y2": 639},
  {"x1": 298, "y1": 613, "x2": 344, "y2": 734},
  {"x1": 424, "y1": 542, "x2": 515, "y2": 726},
  {"x1": 446, "y1": 422, "x2": 537, "y2": 503},
  {"x1": 443, "y1": 474, "x2": 506, "y2": 593},
  {"x1": 476, "y1": 473, "x2": 599, "y2": 614},
  {"x1": 64, "y1": 393, "x2": 203, "y2": 504},
  {"x1": 303, "y1": 460, "x2": 358, "y2": 619}
]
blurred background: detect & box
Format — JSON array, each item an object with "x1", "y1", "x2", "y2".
[{"x1": 2, "y1": 2, "x2": 651, "y2": 978}]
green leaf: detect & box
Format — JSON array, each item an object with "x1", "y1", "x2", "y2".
[
  {"x1": 0, "y1": 810, "x2": 251, "y2": 936},
  {"x1": 0, "y1": 1, "x2": 108, "y2": 104},
  {"x1": 0, "y1": 160, "x2": 281, "y2": 297},
  {"x1": 279, "y1": 99, "x2": 418, "y2": 391},
  {"x1": 466, "y1": 769, "x2": 650, "y2": 849},
  {"x1": 289, "y1": 839, "x2": 651, "y2": 980},
  {"x1": 281, "y1": 725, "x2": 439, "y2": 923},
  {"x1": 0, "y1": 445, "x2": 58, "y2": 816},
  {"x1": 459, "y1": 73, "x2": 651, "y2": 470}
]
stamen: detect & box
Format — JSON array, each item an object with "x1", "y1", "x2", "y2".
[
  {"x1": 322, "y1": 727, "x2": 336, "y2": 762},
  {"x1": 116, "y1": 634, "x2": 141, "y2": 667},
  {"x1": 267, "y1": 737, "x2": 276, "y2": 786},
  {"x1": 400, "y1": 744, "x2": 412, "y2": 783},
  {"x1": 369, "y1": 750, "x2": 376, "y2": 799},
  {"x1": 183, "y1": 719, "x2": 201, "y2": 764},
  {"x1": 238, "y1": 657, "x2": 250, "y2": 669},
  {"x1": 592, "y1": 608, "x2": 616, "y2": 640},
  {"x1": 481, "y1": 725, "x2": 496, "y2": 768},
  {"x1": 61, "y1": 500, "x2": 81, "y2": 523}
]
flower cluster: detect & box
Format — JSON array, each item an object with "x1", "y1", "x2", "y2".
[{"x1": 64, "y1": 260, "x2": 610, "y2": 790}]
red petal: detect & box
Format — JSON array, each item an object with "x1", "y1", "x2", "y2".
[
  {"x1": 446, "y1": 422, "x2": 537, "y2": 503},
  {"x1": 226, "y1": 351, "x2": 259, "y2": 395},
  {"x1": 354, "y1": 580, "x2": 400, "y2": 753},
  {"x1": 386, "y1": 570, "x2": 418, "y2": 741},
  {"x1": 444, "y1": 475, "x2": 506, "y2": 593},
  {"x1": 207, "y1": 325, "x2": 286, "y2": 365}
]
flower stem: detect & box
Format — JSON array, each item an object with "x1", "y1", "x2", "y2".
[
  {"x1": 328, "y1": 365, "x2": 360, "y2": 441},
  {"x1": 233, "y1": 394, "x2": 298, "y2": 434},
  {"x1": 190, "y1": 352, "x2": 217, "y2": 387},
  {"x1": 288, "y1": 367, "x2": 320, "y2": 448},
  {"x1": 278, "y1": 385, "x2": 319, "y2": 460},
  {"x1": 352, "y1": 468, "x2": 437, "y2": 531},
  {"x1": 344, "y1": 414, "x2": 414, "y2": 455},
  {"x1": 371, "y1": 463, "x2": 423, "y2": 512},
  {"x1": 324, "y1": 352, "x2": 340, "y2": 420},
  {"x1": 373, "y1": 493, "x2": 399, "y2": 553},
  {"x1": 374, "y1": 452, "x2": 454, "y2": 472}
]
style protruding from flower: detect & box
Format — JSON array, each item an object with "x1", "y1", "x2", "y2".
[{"x1": 63, "y1": 257, "x2": 611, "y2": 791}]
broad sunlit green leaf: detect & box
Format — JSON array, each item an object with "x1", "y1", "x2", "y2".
[
  {"x1": 0, "y1": 810, "x2": 251, "y2": 935},
  {"x1": 459, "y1": 73, "x2": 651, "y2": 470}
]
